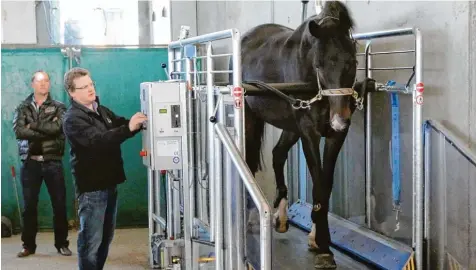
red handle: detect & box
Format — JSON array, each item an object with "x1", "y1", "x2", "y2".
[{"x1": 11, "y1": 166, "x2": 16, "y2": 178}]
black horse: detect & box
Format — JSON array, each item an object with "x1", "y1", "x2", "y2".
[{"x1": 230, "y1": 1, "x2": 365, "y2": 268}]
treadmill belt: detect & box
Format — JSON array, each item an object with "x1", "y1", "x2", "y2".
[{"x1": 246, "y1": 226, "x2": 375, "y2": 269}]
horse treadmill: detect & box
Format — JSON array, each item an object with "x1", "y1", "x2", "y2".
[{"x1": 245, "y1": 224, "x2": 373, "y2": 270}]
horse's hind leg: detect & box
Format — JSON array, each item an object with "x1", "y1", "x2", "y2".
[
  {"x1": 272, "y1": 131, "x2": 299, "y2": 233},
  {"x1": 245, "y1": 108, "x2": 264, "y2": 177},
  {"x1": 244, "y1": 102, "x2": 265, "y2": 231}
]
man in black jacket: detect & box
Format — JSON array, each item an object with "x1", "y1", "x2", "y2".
[
  {"x1": 12, "y1": 70, "x2": 72, "y2": 257},
  {"x1": 62, "y1": 67, "x2": 147, "y2": 270}
]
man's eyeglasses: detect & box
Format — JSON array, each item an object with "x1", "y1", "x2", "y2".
[{"x1": 75, "y1": 82, "x2": 96, "y2": 90}]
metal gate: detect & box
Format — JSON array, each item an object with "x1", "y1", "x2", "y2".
[
  {"x1": 288, "y1": 27, "x2": 424, "y2": 270},
  {"x1": 143, "y1": 28, "x2": 272, "y2": 270}
]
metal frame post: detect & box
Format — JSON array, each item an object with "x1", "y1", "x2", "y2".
[
  {"x1": 153, "y1": 171, "x2": 162, "y2": 233},
  {"x1": 181, "y1": 57, "x2": 194, "y2": 270},
  {"x1": 222, "y1": 93, "x2": 236, "y2": 270},
  {"x1": 424, "y1": 123, "x2": 431, "y2": 270},
  {"x1": 214, "y1": 83, "x2": 224, "y2": 270},
  {"x1": 147, "y1": 168, "x2": 155, "y2": 267},
  {"x1": 414, "y1": 28, "x2": 424, "y2": 270},
  {"x1": 185, "y1": 57, "x2": 196, "y2": 238},
  {"x1": 230, "y1": 29, "x2": 247, "y2": 270},
  {"x1": 353, "y1": 27, "x2": 424, "y2": 269},
  {"x1": 364, "y1": 41, "x2": 373, "y2": 229},
  {"x1": 206, "y1": 42, "x2": 216, "y2": 243}
]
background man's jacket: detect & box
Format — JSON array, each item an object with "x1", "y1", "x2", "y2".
[{"x1": 13, "y1": 93, "x2": 66, "y2": 161}]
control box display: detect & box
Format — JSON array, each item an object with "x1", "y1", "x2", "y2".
[{"x1": 140, "y1": 81, "x2": 186, "y2": 170}]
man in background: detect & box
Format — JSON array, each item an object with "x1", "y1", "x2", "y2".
[
  {"x1": 12, "y1": 70, "x2": 72, "y2": 257},
  {"x1": 62, "y1": 67, "x2": 147, "y2": 269}
]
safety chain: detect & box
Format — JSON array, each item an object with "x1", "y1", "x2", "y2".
[{"x1": 353, "y1": 90, "x2": 364, "y2": 111}]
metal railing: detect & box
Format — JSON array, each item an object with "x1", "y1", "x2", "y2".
[
  {"x1": 215, "y1": 123, "x2": 272, "y2": 270},
  {"x1": 424, "y1": 119, "x2": 476, "y2": 269},
  {"x1": 167, "y1": 28, "x2": 272, "y2": 270},
  {"x1": 424, "y1": 120, "x2": 476, "y2": 165}
]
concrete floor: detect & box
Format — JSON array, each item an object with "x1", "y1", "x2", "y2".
[{"x1": 1, "y1": 228, "x2": 150, "y2": 270}]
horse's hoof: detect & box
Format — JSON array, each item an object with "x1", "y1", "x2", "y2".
[
  {"x1": 308, "y1": 242, "x2": 319, "y2": 252},
  {"x1": 273, "y1": 187, "x2": 288, "y2": 208},
  {"x1": 314, "y1": 254, "x2": 337, "y2": 269},
  {"x1": 274, "y1": 216, "x2": 289, "y2": 233}
]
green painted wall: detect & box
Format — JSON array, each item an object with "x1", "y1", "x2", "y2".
[{"x1": 1, "y1": 47, "x2": 169, "y2": 231}]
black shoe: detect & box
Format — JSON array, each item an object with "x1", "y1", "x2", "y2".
[
  {"x1": 17, "y1": 248, "x2": 35, "y2": 258},
  {"x1": 57, "y1": 246, "x2": 72, "y2": 256}
]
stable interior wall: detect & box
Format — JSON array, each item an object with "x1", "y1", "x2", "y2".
[{"x1": 171, "y1": 0, "x2": 476, "y2": 267}]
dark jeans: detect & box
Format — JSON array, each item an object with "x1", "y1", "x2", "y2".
[
  {"x1": 20, "y1": 159, "x2": 69, "y2": 252},
  {"x1": 77, "y1": 187, "x2": 118, "y2": 270}
]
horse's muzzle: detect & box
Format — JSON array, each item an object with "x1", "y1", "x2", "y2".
[{"x1": 330, "y1": 114, "x2": 348, "y2": 131}]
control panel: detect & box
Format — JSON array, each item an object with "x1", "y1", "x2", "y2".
[{"x1": 140, "y1": 81, "x2": 186, "y2": 170}]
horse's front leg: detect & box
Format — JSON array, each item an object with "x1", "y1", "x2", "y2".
[
  {"x1": 300, "y1": 126, "x2": 337, "y2": 269},
  {"x1": 272, "y1": 130, "x2": 300, "y2": 233},
  {"x1": 315, "y1": 129, "x2": 350, "y2": 269}
]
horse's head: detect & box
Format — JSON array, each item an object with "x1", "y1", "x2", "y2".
[{"x1": 305, "y1": 1, "x2": 357, "y2": 132}]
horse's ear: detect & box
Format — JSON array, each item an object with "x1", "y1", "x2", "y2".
[
  {"x1": 308, "y1": 18, "x2": 337, "y2": 39},
  {"x1": 308, "y1": 19, "x2": 320, "y2": 39}
]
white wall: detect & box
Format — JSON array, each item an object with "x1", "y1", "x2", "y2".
[
  {"x1": 1, "y1": 0, "x2": 172, "y2": 45},
  {"x1": 170, "y1": 0, "x2": 197, "y2": 40},
  {"x1": 2, "y1": 1, "x2": 37, "y2": 44},
  {"x1": 151, "y1": 0, "x2": 172, "y2": 44}
]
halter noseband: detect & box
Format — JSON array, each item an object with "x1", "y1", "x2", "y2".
[{"x1": 291, "y1": 68, "x2": 363, "y2": 110}]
